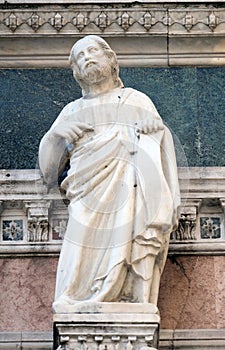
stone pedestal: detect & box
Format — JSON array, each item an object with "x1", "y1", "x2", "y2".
[{"x1": 53, "y1": 303, "x2": 160, "y2": 350}]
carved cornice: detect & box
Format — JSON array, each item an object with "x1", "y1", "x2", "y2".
[
  {"x1": 0, "y1": 7, "x2": 166, "y2": 35},
  {"x1": 1, "y1": 4, "x2": 225, "y2": 67},
  {"x1": 1, "y1": 5, "x2": 225, "y2": 36}
]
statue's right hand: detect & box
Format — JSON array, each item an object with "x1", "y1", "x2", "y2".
[{"x1": 49, "y1": 122, "x2": 94, "y2": 143}]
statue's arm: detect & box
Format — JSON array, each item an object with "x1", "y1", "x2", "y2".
[
  {"x1": 39, "y1": 131, "x2": 69, "y2": 187},
  {"x1": 161, "y1": 126, "x2": 181, "y2": 229},
  {"x1": 39, "y1": 110, "x2": 94, "y2": 187}
]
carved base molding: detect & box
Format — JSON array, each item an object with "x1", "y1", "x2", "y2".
[
  {"x1": 1, "y1": 329, "x2": 225, "y2": 350},
  {"x1": 53, "y1": 303, "x2": 160, "y2": 350}
]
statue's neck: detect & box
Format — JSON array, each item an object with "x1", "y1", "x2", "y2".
[{"x1": 83, "y1": 78, "x2": 116, "y2": 98}]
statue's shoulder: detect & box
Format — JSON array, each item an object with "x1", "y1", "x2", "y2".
[
  {"x1": 123, "y1": 87, "x2": 158, "y2": 110},
  {"x1": 60, "y1": 98, "x2": 82, "y2": 115},
  {"x1": 50, "y1": 98, "x2": 82, "y2": 128},
  {"x1": 123, "y1": 88, "x2": 154, "y2": 106},
  {"x1": 55, "y1": 98, "x2": 82, "y2": 121}
]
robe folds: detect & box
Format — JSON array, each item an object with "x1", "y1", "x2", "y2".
[{"x1": 53, "y1": 87, "x2": 180, "y2": 302}]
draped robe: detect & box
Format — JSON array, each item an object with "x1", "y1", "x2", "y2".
[{"x1": 52, "y1": 87, "x2": 180, "y2": 303}]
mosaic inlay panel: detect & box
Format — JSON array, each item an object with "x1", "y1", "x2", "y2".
[
  {"x1": 200, "y1": 217, "x2": 221, "y2": 239},
  {"x1": 2, "y1": 219, "x2": 24, "y2": 241}
]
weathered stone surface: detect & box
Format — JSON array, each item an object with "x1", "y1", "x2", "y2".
[
  {"x1": 0, "y1": 257, "x2": 58, "y2": 332},
  {"x1": 158, "y1": 256, "x2": 219, "y2": 329},
  {"x1": 2, "y1": 256, "x2": 225, "y2": 332},
  {"x1": 214, "y1": 256, "x2": 225, "y2": 329},
  {"x1": 2, "y1": 329, "x2": 225, "y2": 350},
  {"x1": 54, "y1": 308, "x2": 160, "y2": 350}
]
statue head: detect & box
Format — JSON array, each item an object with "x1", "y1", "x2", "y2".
[{"x1": 69, "y1": 35, "x2": 123, "y2": 95}]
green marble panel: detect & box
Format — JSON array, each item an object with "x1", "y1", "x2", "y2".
[
  {"x1": 0, "y1": 69, "x2": 80, "y2": 169},
  {"x1": 197, "y1": 68, "x2": 225, "y2": 166},
  {"x1": 0, "y1": 68, "x2": 224, "y2": 169},
  {"x1": 120, "y1": 67, "x2": 198, "y2": 167}
]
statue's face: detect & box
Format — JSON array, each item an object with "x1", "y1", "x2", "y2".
[
  {"x1": 73, "y1": 38, "x2": 107, "y2": 75},
  {"x1": 72, "y1": 37, "x2": 112, "y2": 86}
]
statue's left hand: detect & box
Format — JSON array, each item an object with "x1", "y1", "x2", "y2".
[{"x1": 136, "y1": 118, "x2": 164, "y2": 134}]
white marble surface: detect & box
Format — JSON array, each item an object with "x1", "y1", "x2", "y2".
[
  {"x1": 39, "y1": 36, "x2": 180, "y2": 308},
  {"x1": 53, "y1": 301, "x2": 159, "y2": 315}
]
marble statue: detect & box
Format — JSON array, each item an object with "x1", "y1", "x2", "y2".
[{"x1": 39, "y1": 35, "x2": 180, "y2": 309}]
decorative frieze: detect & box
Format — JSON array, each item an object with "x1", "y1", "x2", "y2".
[
  {"x1": 1, "y1": 4, "x2": 225, "y2": 67},
  {"x1": 118, "y1": 12, "x2": 135, "y2": 32},
  {"x1": 55, "y1": 332, "x2": 158, "y2": 350},
  {"x1": 1, "y1": 6, "x2": 225, "y2": 36},
  {"x1": 50, "y1": 12, "x2": 65, "y2": 31},
  {"x1": 4, "y1": 13, "x2": 19, "y2": 32},
  {"x1": 0, "y1": 168, "x2": 225, "y2": 255},
  {"x1": 171, "y1": 200, "x2": 201, "y2": 241},
  {"x1": 0, "y1": 8, "x2": 167, "y2": 35}
]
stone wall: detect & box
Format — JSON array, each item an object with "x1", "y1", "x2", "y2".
[
  {"x1": 0, "y1": 168, "x2": 225, "y2": 341},
  {"x1": 1, "y1": 255, "x2": 225, "y2": 333},
  {"x1": 1, "y1": 1, "x2": 225, "y2": 349}
]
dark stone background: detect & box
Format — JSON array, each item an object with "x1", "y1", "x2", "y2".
[{"x1": 0, "y1": 68, "x2": 224, "y2": 169}]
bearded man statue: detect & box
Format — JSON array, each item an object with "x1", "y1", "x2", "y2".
[{"x1": 39, "y1": 35, "x2": 180, "y2": 310}]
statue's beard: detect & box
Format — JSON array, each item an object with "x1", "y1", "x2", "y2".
[{"x1": 80, "y1": 61, "x2": 111, "y2": 85}]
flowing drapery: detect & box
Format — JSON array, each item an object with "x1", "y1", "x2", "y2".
[{"x1": 52, "y1": 88, "x2": 180, "y2": 302}]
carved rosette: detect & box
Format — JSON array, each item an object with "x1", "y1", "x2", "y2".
[
  {"x1": 95, "y1": 12, "x2": 110, "y2": 31},
  {"x1": 4, "y1": 13, "x2": 21, "y2": 32},
  {"x1": 118, "y1": 12, "x2": 135, "y2": 31},
  {"x1": 27, "y1": 13, "x2": 44, "y2": 32},
  {"x1": 208, "y1": 12, "x2": 219, "y2": 32},
  {"x1": 73, "y1": 13, "x2": 88, "y2": 32},
  {"x1": 50, "y1": 12, "x2": 66, "y2": 31},
  {"x1": 200, "y1": 217, "x2": 221, "y2": 239}
]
